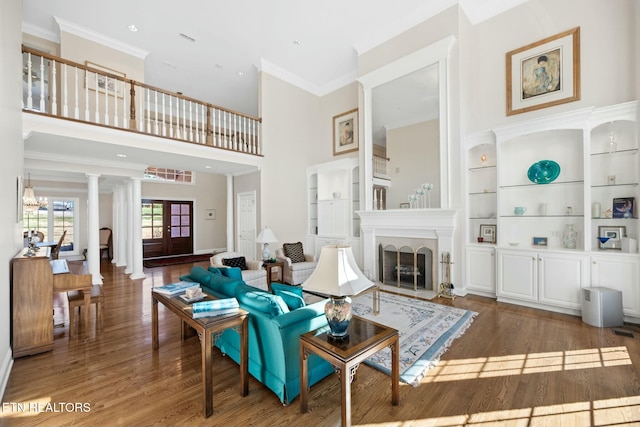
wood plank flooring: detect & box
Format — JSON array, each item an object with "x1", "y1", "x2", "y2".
[{"x1": 2, "y1": 261, "x2": 640, "y2": 426}]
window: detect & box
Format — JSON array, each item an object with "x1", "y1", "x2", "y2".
[
  {"x1": 142, "y1": 201, "x2": 164, "y2": 239},
  {"x1": 24, "y1": 198, "x2": 78, "y2": 254},
  {"x1": 144, "y1": 167, "x2": 193, "y2": 183}
]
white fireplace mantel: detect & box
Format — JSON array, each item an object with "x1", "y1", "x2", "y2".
[{"x1": 357, "y1": 209, "x2": 458, "y2": 290}]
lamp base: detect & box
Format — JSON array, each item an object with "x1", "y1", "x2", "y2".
[{"x1": 324, "y1": 296, "x2": 352, "y2": 340}]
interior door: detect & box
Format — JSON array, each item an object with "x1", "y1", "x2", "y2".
[
  {"x1": 237, "y1": 191, "x2": 256, "y2": 260},
  {"x1": 142, "y1": 200, "x2": 193, "y2": 258}
]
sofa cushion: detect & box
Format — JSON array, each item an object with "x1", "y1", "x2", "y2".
[
  {"x1": 188, "y1": 266, "x2": 212, "y2": 287},
  {"x1": 220, "y1": 267, "x2": 243, "y2": 280},
  {"x1": 283, "y1": 242, "x2": 305, "y2": 263},
  {"x1": 207, "y1": 266, "x2": 223, "y2": 276},
  {"x1": 274, "y1": 289, "x2": 306, "y2": 310},
  {"x1": 235, "y1": 287, "x2": 289, "y2": 316},
  {"x1": 208, "y1": 273, "x2": 242, "y2": 296},
  {"x1": 270, "y1": 282, "x2": 303, "y2": 297},
  {"x1": 222, "y1": 256, "x2": 248, "y2": 270}
]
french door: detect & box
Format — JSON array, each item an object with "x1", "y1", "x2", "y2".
[{"x1": 142, "y1": 200, "x2": 193, "y2": 258}]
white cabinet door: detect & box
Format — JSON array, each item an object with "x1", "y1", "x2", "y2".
[
  {"x1": 465, "y1": 245, "x2": 495, "y2": 295},
  {"x1": 591, "y1": 254, "x2": 640, "y2": 316},
  {"x1": 317, "y1": 199, "x2": 348, "y2": 236},
  {"x1": 498, "y1": 250, "x2": 537, "y2": 302},
  {"x1": 538, "y1": 252, "x2": 586, "y2": 309}
]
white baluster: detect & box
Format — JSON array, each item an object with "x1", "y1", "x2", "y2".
[
  {"x1": 63, "y1": 64, "x2": 69, "y2": 117},
  {"x1": 169, "y1": 95, "x2": 174, "y2": 138},
  {"x1": 175, "y1": 95, "x2": 181, "y2": 139},
  {"x1": 146, "y1": 88, "x2": 151, "y2": 133},
  {"x1": 154, "y1": 90, "x2": 159, "y2": 135},
  {"x1": 104, "y1": 76, "x2": 109, "y2": 126},
  {"x1": 201, "y1": 104, "x2": 206, "y2": 144},
  {"x1": 74, "y1": 66, "x2": 79, "y2": 119},
  {"x1": 84, "y1": 70, "x2": 90, "y2": 121},
  {"x1": 193, "y1": 103, "x2": 199, "y2": 143},
  {"x1": 51, "y1": 60, "x2": 57, "y2": 115},
  {"x1": 26, "y1": 53, "x2": 33, "y2": 110},
  {"x1": 189, "y1": 101, "x2": 193, "y2": 141},
  {"x1": 139, "y1": 86, "x2": 144, "y2": 132},
  {"x1": 182, "y1": 98, "x2": 187, "y2": 140},
  {"x1": 39, "y1": 56, "x2": 45, "y2": 112},
  {"x1": 113, "y1": 77, "x2": 119, "y2": 128},
  {"x1": 94, "y1": 72, "x2": 100, "y2": 123},
  {"x1": 161, "y1": 93, "x2": 166, "y2": 136}
]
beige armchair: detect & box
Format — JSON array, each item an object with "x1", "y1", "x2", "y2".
[
  {"x1": 210, "y1": 251, "x2": 267, "y2": 291},
  {"x1": 275, "y1": 243, "x2": 317, "y2": 286}
]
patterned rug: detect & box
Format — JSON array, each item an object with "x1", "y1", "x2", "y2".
[{"x1": 351, "y1": 292, "x2": 477, "y2": 386}]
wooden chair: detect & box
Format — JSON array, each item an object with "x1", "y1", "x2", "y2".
[
  {"x1": 50, "y1": 230, "x2": 67, "y2": 260},
  {"x1": 67, "y1": 285, "x2": 105, "y2": 336},
  {"x1": 99, "y1": 227, "x2": 112, "y2": 261}
]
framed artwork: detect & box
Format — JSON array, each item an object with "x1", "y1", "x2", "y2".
[
  {"x1": 506, "y1": 27, "x2": 580, "y2": 116},
  {"x1": 85, "y1": 61, "x2": 127, "y2": 98},
  {"x1": 613, "y1": 197, "x2": 635, "y2": 219},
  {"x1": 479, "y1": 224, "x2": 496, "y2": 243},
  {"x1": 598, "y1": 225, "x2": 626, "y2": 250},
  {"x1": 532, "y1": 237, "x2": 548, "y2": 247},
  {"x1": 333, "y1": 108, "x2": 359, "y2": 156}
]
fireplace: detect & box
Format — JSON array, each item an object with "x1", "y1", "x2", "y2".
[
  {"x1": 357, "y1": 209, "x2": 457, "y2": 293},
  {"x1": 379, "y1": 243, "x2": 434, "y2": 290}
]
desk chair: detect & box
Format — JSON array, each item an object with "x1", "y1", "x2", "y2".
[
  {"x1": 99, "y1": 227, "x2": 112, "y2": 261},
  {"x1": 67, "y1": 285, "x2": 105, "y2": 336}
]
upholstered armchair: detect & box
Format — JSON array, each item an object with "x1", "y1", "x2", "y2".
[
  {"x1": 210, "y1": 251, "x2": 267, "y2": 291},
  {"x1": 275, "y1": 242, "x2": 317, "y2": 286}
]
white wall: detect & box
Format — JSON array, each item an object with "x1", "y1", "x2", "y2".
[{"x1": 0, "y1": 0, "x2": 24, "y2": 399}]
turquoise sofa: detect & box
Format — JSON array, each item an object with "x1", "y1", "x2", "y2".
[{"x1": 180, "y1": 266, "x2": 333, "y2": 405}]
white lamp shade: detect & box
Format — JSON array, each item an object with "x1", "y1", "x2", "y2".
[
  {"x1": 255, "y1": 227, "x2": 278, "y2": 243},
  {"x1": 302, "y1": 245, "x2": 372, "y2": 296}
]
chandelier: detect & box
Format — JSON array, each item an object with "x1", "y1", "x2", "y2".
[{"x1": 23, "y1": 174, "x2": 47, "y2": 214}]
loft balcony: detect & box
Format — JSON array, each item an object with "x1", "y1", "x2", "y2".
[{"x1": 21, "y1": 46, "x2": 262, "y2": 168}]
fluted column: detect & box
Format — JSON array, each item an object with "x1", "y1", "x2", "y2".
[
  {"x1": 115, "y1": 185, "x2": 127, "y2": 267},
  {"x1": 86, "y1": 173, "x2": 103, "y2": 285},
  {"x1": 226, "y1": 174, "x2": 234, "y2": 252},
  {"x1": 129, "y1": 177, "x2": 145, "y2": 280},
  {"x1": 124, "y1": 180, "x2": 133, "y2": 275}
]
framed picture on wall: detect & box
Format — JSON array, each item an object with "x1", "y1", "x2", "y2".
[
  {"x1": 479, "y1": 224, "x2": 496, "y2": 243},
  {"x1": 333, "y1": 108, "x2": 359, "y2": 155},
  {"x1": 85, "y1": 61, "x2": 127, "y2": 98},
  {"x1": 506, "y1": 27, "x2": 580, "y2": 116}
]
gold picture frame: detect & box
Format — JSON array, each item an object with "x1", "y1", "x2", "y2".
[
  {"x1": 333, "y1": 108, "x2": 359, "y2": 156},
  {"x1": 85, "y1": 61, "x2": 127, "y2": 98},
  {"x1": 506, "y1": 27, "x2": 580, "y2": 116}
]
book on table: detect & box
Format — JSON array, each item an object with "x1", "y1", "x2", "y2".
[
  {"x1": 192, "y1": 298, "x2": 239, "y2": 319},
  {"x1": 153, "y1": 281, "x2": 199, "y2": 296}
]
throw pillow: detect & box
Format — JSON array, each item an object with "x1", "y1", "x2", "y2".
[
  {"x1": 207, "y1": 266, "x2": 223, "y2": 276},
  {"x1": 222, "y1": 256, "x2": 247, "y2": 270},
  {"x1": 270, "y1": 282, "x2": 304, "y2": 298},
  {"x1": 274, "y1": 289, "x2": 306, "y2": 310},
  {"x1": 220, "y1": 267, "x2": 243, "y2": 280},
  {"x1": 283, "y1": 242, "x2": 305, "y2": 263}
]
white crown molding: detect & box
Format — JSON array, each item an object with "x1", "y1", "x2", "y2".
[
  {"x1": 353, "y1": 0, "x2": 457, "y2": 55},
  {"x1": 459, "y1": 0, "x2": 528, "y2": 25},
  {"x1": 54, "y1": 16, "x2": 149, "y2": 59},
  {"x1": 259, "y1": 59, "x2": 321, "y2": 95},
  {"x1": 24, "y1": 150, "x2": 149, "y2": 172},
  {"x1": 22, "y1": 22, "x2": 59, "y2": 43}
]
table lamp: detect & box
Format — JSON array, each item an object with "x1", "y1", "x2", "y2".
[
  {"x1": 255, "y1": 227, "x2": 278, "y2": 261},
  {"x1": 302, "y1": 245, "x2": 373, "y2": 340}
]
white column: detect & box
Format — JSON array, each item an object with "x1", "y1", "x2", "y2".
[
  {"x1": 124, "y1": 180, "x2": 133, "y2": 275},
  {"x1": 226, "y1": 174, "x2": 234, "y2": 252},
  {"x1": 130, "y1": 177, "x2": 145, "y2": 280},
  {"x1": 115, "y1": 185, "x2": 127, "y2": 267},
  {"x1": 86, "y1": 173, "x2": 103, "y2": 285}
]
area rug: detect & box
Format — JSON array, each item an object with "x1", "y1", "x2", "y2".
[
  {"x1": 351, "y1": 292, "x2": 477, "y2": 386},
  {"x1": 143, "y1": 253, "x2": 212, "y2": 268}
]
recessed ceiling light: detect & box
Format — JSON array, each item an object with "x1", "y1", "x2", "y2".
[
  {"x1": 205, "y1": 165, "x2": 211, "y2": 169},
  {"x1": 237, "y1": 71, "x2": 244, "y2": 77},
  {"x1": 128, "y1": 25, "x2": 138, "y2": 32},
  {"x1": 116, "y1": 153, "x2": 127, "y2": 158},
  {"x1": 293, "y1": 39, "x2": 302, "y2": 45},
  {"x1": 215, "y1": 63, "x2": 223, "y2": 69}
]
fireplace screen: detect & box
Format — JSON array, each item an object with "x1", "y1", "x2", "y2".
[{"x1": 379, "y1": 244, "x2": 433, "y2": 291}]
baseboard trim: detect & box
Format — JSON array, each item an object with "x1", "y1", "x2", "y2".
[{"x1": 0, "y1": 348, "x2": 14, "y2": 400}]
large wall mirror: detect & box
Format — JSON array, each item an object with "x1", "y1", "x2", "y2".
[{"x1": 358, "y1": 36, "x2": 455, "y2": 211}]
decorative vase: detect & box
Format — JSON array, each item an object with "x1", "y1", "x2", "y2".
[
  {"x1": 562, "y1": 224, "x2": 577, "y2": 249},
  {"x1": 324, "y1": 296, "x2": 352, "y2": 340}
]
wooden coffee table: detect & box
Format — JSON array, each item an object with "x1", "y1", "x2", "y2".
[
  {"x1": 152, "y1": 291, "x2": 249, "y2": 418},
  {"x1": 300, "y1": 315, "x2": 399, "y2": 427}
]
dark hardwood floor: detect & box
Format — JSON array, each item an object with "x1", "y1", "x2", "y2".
[{"x1": 2, "y1": 260, "x2": 640, "y2": 426}]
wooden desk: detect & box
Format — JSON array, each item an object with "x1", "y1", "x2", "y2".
[
  {"x1": 300, "y1": 315, "x2": 399, "y2": 427},
  {"x1": 152, "y1": 291, "x2": 249, "y2": 418},
  {"x1": 11, "y1": 248, "x2": 92, "y2": 358}
]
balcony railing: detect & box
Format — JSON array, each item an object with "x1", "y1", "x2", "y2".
[{"x1": 22, "y1": 46, "x2": 262, "y2": 156}]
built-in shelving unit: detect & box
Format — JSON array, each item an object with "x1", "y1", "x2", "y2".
[{"x1": 463, "y1": 101, "x2": 640, "y2": 321}]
